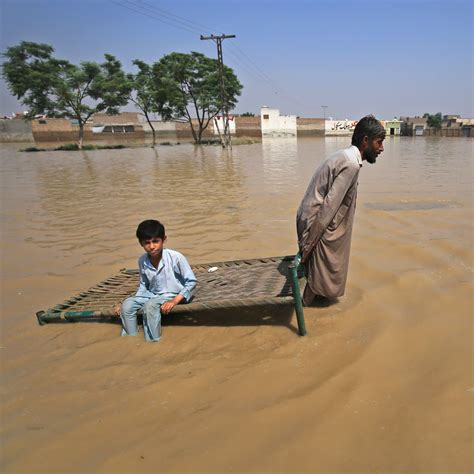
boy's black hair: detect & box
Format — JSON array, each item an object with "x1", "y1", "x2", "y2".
[
  {"x1": 351, "y1": 115, "x2": 386, "y2": 147},
  {"x1": 136, "y1": 219, "x2": 165, "y2": 241}
]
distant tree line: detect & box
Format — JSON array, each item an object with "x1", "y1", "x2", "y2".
[{"x1": 1, "y1": 41, "x2": 243, "y2": 148}]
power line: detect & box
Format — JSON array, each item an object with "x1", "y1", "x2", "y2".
[
  {"x1": 111, "y1": 0, "x2": 304, "y2": 109},
  {"x1": 136, "y1": 0, "x2": 283, "y2": 95},
  {"x1": 200, "y1": 34, "x2": 236, "y2": 149},
  {"x1": 138, "y1": 0, "x2": 218, "y2": 34},
  {"x1": 111, "y1": 0, "x2": 201, "y2": 35},
  {"x1": 136, "y1": 0, "x2": 300, "y2": 103}
]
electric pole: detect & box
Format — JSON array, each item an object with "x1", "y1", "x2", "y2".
[
  {"x1": 200, "y1": 34, "x2": 235, "y2": 148},
  {"x1": 321, "y1": 105, "x2": 328, "y2": 120}
]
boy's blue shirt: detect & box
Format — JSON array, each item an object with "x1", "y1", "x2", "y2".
[{"x1": 136, "y1": 248, "x2": 197, "y2": 302}]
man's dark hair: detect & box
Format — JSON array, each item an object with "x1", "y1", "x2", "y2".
[
  {"x1": 351, "y1": 115, "x2": 386, "y2": 147},
  {"x1": 136, "y1": 219, "x2": 165, "y2": 241}
]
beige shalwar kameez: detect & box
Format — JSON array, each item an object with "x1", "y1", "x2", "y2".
[{"x1": 296, "y1": 145, "x2": 362, "y2": 302}]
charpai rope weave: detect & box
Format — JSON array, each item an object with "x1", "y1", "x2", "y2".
[{"x1": 36, "y1": 255, "x2": 305, "y2": 324}]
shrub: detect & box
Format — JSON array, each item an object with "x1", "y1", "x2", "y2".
[
  {"x1": 55, "y1": 143, "x2": 79, "y2": 151},
  {"x1": 22, "y1": 147, "x2": 42, "y2": 152}
]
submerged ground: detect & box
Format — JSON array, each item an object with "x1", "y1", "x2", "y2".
[{"x1": 1, "y1": 137, "x2": 472, "y2": 472}]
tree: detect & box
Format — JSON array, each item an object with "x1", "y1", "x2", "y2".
[
  {"x1": 2, "y1": 42, "x2": 64, "y2": 118},
  {"x1": 423, "y1": 112, "x2": 442, "y2": 129},
  {"x1": 152, "y1": 52, "x2": 242, "y2": 144},
  {"x1": 2, "y1": 41, "x2": 131, "y2": 149},
  {"x1": 127, "y1": 60, "x2": 159, "y2": 148},
  {"x1": 240, "y1": 112, "x2": 255, "y2": 117}
]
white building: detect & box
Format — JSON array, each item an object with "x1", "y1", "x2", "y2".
[
  {"x1": 212, "y1": 115, "x2": 236, "y2": 135},
  {"x1": 260, "y1": 106, "x2": 297, "y2": 137}
]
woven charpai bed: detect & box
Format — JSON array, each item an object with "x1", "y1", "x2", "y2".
[{"x1": 36, "y1": 255, "x2": 307, "y2": 335}]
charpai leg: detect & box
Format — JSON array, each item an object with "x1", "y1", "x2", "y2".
[{"x1": 289, "y1": 254, "x2": 307, "y2": 336}]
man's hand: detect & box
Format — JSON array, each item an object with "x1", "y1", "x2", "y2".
[{"x1": 161, "y1": 294, "x2": 184, "y2": 314}]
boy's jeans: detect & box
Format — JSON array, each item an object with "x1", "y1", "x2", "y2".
[{"x1": 120, "y1": 293, "x2": 178, "y2": 342}]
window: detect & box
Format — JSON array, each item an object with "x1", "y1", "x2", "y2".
[
  {"x1": 102, "y1": 125, "x2": 135, "y2": 133},
  {"x1": 263, "y1": 114, "x2": 269, "y2": 119}
]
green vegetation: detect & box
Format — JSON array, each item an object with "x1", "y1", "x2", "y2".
[
  {"x1": 55, "y1": 143, "x2": 126, "y2": 151},
  {"x1": 152, "y1": 52, "x2": 242, "y2": 144},
  {"x1": 2, "y1": 42, "x2": 131, "y2": 149},
  {"x1": 2, "y1": 42, "x2": 243, "y2": 147},
  {"x1": 126, "y1": 60, "x2": 159, "y2": 148},
  {"x1": 423, "y1": 112, "x2": 442, "y2": 129},
  {"x1": 240, "y1": 112, "x2": 255, "y2": 117},
  {"x1": 22, "y1": 147, "x2": 43, "y2": 152},
  {"x1": 21, "y1": 143, "x2": 126, "y2": 152}
]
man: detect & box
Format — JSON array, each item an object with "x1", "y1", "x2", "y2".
[{"x1": 296, "y1": 115, "x2": 385, "y2": 305}]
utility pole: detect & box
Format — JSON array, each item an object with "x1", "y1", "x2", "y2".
[
  {"x1": 200, "y1": 34, "x2": 235, "y2": 148},
  {"x1": 321, "y1": 105, "x2": 328, "y2": 120}
]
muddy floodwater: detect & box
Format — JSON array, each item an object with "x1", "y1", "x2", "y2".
[{"x1": 1, "y1": 137, "x2": 472, "y2": 472}]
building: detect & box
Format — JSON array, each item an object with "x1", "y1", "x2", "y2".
[
  {"x1": 260, "y1": 106, "x2": 297, "y2": 137},
  {"x1": 383, "y1": 119, "x2": 402, "y2": 136},
  {"x1": 457, "y1": 118, "x2": 474, "y2": 137},
  {"x1": 212, "y1": 115, "x2": 236, "y2": 135},
  {"x1": 400, "y1": 116, "x2": 427, "y2": 136}
]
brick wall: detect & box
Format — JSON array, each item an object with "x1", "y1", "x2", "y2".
[
  {"x1": 92, "y1": 112, "x2": 141, "y2": 124},
  {"x1": 175, "y1": 120, "x2": 215, "y2": 141},
  {"x1": 424, "y1": 127, "x2": 470, "y2": 137},
  {"x1": 31, "y1": 119, "x2": 145, "y2": 144},
  {"x1": 234, "y1": 116, "x2": 262, "y2": 137},
  {"x1": 297, "y1": 118, "x2": 326, "y2": 136}
]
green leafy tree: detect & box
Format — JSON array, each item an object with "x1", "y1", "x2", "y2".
[
  {"x1": 423, "y1": 112, "x2": 442, "y2": 129},
  {"x1": 2, "y1": 41, "x2": 131, "y2": 149},
  {"x1": 152, "y1": 51, "x2": 242, "y2": 144},
  {"x1": 240, "y1": 112, "x2": 255, "y2": 117},
  {"x1": 127, "y1": 60, "x2": 159, "y2": 148}
]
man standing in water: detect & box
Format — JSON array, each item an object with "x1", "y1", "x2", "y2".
[{"x1": 296, "y1": 115, "x2": 385, "y2": 305}]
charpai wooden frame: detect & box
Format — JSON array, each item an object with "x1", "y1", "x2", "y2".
[{"x1": 36, "y1": 254, "x2": 307, "y2": 336}]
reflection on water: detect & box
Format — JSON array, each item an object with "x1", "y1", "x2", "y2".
[
  {"x1": 365, "y1": 201, "x2": 461, "y2": 211},
  {"x1": 261, "y1": 136, "x2": 299, "y2": 187}
]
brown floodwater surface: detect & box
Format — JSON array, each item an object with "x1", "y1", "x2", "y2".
[{"x1": 1, "y1": 137, "x2": 472, "y2": 472}]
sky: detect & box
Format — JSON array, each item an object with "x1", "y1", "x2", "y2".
[{"x1": 1, "y1": 0, "x2": 472, "y2": 119}]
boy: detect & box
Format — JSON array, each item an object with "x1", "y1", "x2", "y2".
[{"x1": 117, "y1": 219, "x2": 197, "y2": 342}]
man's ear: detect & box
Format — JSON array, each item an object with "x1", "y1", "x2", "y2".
[
  {"x1": 163, "y1": 235, "x2": 167, "y2": 243},
  {"x1": 360, "y1": 135, "x2": 369, "y2": 150}
]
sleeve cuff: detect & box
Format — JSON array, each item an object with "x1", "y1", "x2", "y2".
[{"x1": 180, "y1": 289, "x2": 192, "y2": 302}]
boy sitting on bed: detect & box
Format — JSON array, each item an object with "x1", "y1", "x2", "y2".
[{"x1": 115, "y1": 219, "x2": 197, "y2": 342}]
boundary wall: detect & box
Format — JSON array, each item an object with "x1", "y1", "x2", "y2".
[
  {"x1": 0, "y1": 120, "x2": 34, "y2": 142},
  {"x1": 296, "y1": 118, "x2": 325, "y2": 137},
  {"x1": 3, "y1": 114, "x2": 470, "y2": 144}
]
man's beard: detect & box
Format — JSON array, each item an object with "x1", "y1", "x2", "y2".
[{"x1": 363, "y1": 146, "x2": 378, "y2": 164}]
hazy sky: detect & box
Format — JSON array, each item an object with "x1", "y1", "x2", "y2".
[{"x1": 1, "y1": 0, "x2": 472, "y2": 119}]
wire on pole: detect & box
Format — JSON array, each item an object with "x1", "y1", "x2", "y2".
[{"x1": 200, "y1": 34, "x2": 236, "y2": 149}]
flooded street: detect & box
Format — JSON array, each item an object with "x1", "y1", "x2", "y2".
[{"x1": 1, "y1": 137, "x2": 472, "y2": 472}]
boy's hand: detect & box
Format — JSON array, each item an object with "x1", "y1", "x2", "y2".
[
  {"x1": 112, "y1": 303, "x2": 122, "y2": 317},
  {"x1": 161, "y1": 294, "x2": 184, "y2": 314}
]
